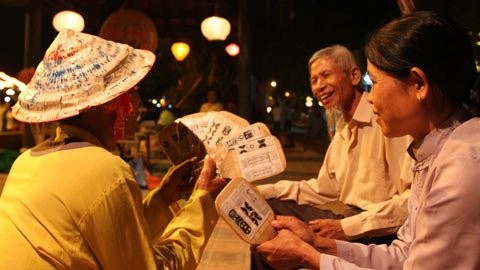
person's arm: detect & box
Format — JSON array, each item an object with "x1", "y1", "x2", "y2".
[
  {"x1": 340, "y1": 189, "x2": 410, "y2": 239},
  {"x1": 152, "y1": 156, "x2": 228, "y2": 269},
  {"x1": 340, "y1": 135, "x2": 413, "y2": 239},
  {"x1": 143, "y1": 158, "x2": 197, "y2": 239},
  {"x1": 255, "y1": 216, "x2": 332, "y2": 270},
  {"x1": 153, "y1": 189, "x2": 218, "y2": 269},
  {"x1": 257, "y1": 156, "x2": 339, "y2": 206},
  {"x1": 256, "y1": 216, "x2": 407, "y2": 269}
]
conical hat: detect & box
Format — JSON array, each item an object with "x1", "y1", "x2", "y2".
[{"x1": 12, "y1": 29, "x2": 155, "y2": 123}]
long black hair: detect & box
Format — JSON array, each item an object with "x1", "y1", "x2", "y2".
[{"x1": 365, "y1": 11, "x2": 477, "y2": 106}]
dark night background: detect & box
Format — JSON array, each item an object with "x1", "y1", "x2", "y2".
[{"x1": 0, "y1": 0, "x2": 478, "y2": 119}]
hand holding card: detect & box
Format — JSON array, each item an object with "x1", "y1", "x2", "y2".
[{"x1": 215, "y1": 177, "x2": 277, "y2": 245}]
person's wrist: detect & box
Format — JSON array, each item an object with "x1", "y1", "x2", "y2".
[
  {"x1": 299, "y1": 241, "x2": 322, "y2": 270},
  {"x1": 313, "y1": 236, "x2": 337, "y2": 256}
]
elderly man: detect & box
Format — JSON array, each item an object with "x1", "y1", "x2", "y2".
[
  {"x1": 257, "y1": 44, "x2": 412, "y2": 243},
  {"x1": 0, "y1": 30, "x2": 226, "y2": 269}
]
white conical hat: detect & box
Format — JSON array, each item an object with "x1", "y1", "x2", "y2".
[{"x1": 12, "y1": 29, "x2": 155, "y2": 123}]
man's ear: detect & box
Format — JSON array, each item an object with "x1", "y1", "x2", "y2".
[
  {"x1": 350, "y1": 67, "x2": 362, "y2": 86},
  {"x1": 410, "y1": 67, "x2": 430, "y2": 102}
]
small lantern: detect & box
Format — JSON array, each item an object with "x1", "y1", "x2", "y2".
[
  {"x1": 225, "y1": 42, "x2": 240, "y2": 56},
  {"x1": 52, "y1": 10, "x2": 85, "y2": 32},
  {"x1": 171, "y1": 42, "x2": 190, "y2": 61},
  {"x1": 200, "y1": 16, "x2": 231, "y2": 41}
]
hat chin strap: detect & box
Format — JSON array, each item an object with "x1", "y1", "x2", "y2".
[{"x1": 103, "y1": 92, "x2": 134, "y2": 142}]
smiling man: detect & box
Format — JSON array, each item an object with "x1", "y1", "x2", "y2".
[{"x1": 257, "y1": 44, "x2": 413, "y2": 243}]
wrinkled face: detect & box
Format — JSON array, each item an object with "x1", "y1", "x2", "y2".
[
  {"x1": 309, "y1": 56, "x2": 356, "y2": 110},
  {"x1": 367, "y1": 61, "x2": 421, "y2": 138}
]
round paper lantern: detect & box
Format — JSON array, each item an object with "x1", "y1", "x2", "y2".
[
  {"x1": 171, "y1": 42, "x2": 190, "y2": 61},
  {"x1": 52, "y1": 10, "x2": 85, "y2": 32},
  {"x1": 99, "y1": 9, "x2": 158, "y2": 52},
  {"x1": 200, "y1": 16, "x2": 231, "y2": 41}
]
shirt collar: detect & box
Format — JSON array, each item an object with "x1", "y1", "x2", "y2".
[
  {"x1": 54, "y1": 124, "x2": 103, "y2": 147},
  {"x1": 31, "y1": 124, "x2": 103, "y2": 154},
  {"x1": 350, "y1": 92, "x2": 373, "y2": 125},
  {"x1": 407, "y1": 108, "x2": 472, "y2": 162}
]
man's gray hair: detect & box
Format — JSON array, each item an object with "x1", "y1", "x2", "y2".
[{"x1": 308, "y1": 44, "x2": 359, "y2": 74}]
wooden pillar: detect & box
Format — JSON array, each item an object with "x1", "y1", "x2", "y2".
[
  {"x1": 23, "y1": 0, "x2": 43, "y2": 67},
  {"x1": 237, "y1": 0, "x2": 253, "y2": 121},
  {"x1": 22, "y1": 1, "x2": 43, "y2": 148}
]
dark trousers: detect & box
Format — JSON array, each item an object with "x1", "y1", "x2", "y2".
[{"x1": 251, "y1": 199, "x2": 397, "y2": 269}]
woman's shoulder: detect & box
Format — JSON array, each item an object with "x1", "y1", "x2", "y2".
[
  {"x1": 448, "y1": 117, "x2": 480, "y2": 143},
  {"x1": 438, "y1": 117, "x2": 480, "y2": 160}
]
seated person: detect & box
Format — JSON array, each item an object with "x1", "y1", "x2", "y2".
[
  {"x1": 256, "y1": 11, "x2": 480, "y2": 269},
  {"x1": 257, "y1": 44, "x2": 413, "y2": 243},
  {"x1": 0, "y1": 30, "x2": 227, "y2": 269}
]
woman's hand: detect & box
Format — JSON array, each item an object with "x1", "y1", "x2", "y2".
[{"x1": 255, "y1": 228, "x2": 321, "y2": 270}]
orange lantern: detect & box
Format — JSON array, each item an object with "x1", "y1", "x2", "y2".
[{"x1": 171, "y1": 42, "x2": 190, "y2": 61}]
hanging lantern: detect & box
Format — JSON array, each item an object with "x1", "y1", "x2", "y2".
[
  {"x1": 200, "y1": 16, "x2": 231, "y2": 41},
  {"x1": 171, "y1": 42, "x2": 190, "y2": 61},
  {"x1": 225, "y1": 42, "x2": 240, "y2": 56},
  {"x1": 52, "y1": 10, "x2": 85, "y2": 32}
]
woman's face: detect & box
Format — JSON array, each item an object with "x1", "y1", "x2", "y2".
[{"x1": 367, "y1": 60, "x2": 422, "y2": 138}]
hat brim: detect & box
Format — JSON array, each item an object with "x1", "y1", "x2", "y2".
[{"x1": 12, "y1": 47, "x2": 155, "y2": 123}]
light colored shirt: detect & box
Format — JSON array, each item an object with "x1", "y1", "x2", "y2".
[
  {"x1": 200, "y1": 102, "x2": 223, "y2": 112},
  {"x1": 258, "y1": 92, "x2": 413, "y2": 239},
  {"x1": 321, "y1": 111, "x2": 480, "y2": 269},
  {"x1": 0, "y1": 125, "x2": 217, "y2": 270}
]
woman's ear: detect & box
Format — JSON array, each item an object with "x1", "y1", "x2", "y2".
[{"x1": 410, "y1": 67, "x2": 430, "y2": 102}]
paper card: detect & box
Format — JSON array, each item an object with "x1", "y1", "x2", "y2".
[
  {"x1": 157, "y1": 122, "x2": 183, "y2": 164},
  {"x1": 215, "y1": 177, "x2": 277, "y2": 244},
  {"x1": 200, "y1": 111, "x2": 249, "y2": 154},
  {"x1": 218, "y1": 135, "x2": 286, "y2": 182},
  {"x1": 157, "y1": 122, "x2": 206, "y2": 165},
  {"x1": 221, "y1": 122, "x2": 269, "y2": 151},
  {"x1": 177, "y1": 112, "x2": 212, "y2": 140}
]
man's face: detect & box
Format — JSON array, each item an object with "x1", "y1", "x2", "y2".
[{"x1": 309, "y1": 56, "x2": 356, "y2": 110}]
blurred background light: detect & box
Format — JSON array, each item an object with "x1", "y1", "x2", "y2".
[
  {"x1": 52, "y1": 10, "x2": 85, "y2": 32},
  {"x1": 200, "y1": 16, "x2": 231, "y2": 41}
]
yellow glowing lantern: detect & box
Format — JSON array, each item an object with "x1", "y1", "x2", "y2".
[
  {"x1": 225, "y1": 42, "x2": 240, "y2": 56},
  {"x1": 200, "y1": 16, "x2": 231, "y2": 41},
  {"x1": 171, "y1": 42, "x2": 190, "y2": 61},
  {"x1": 52, "y1": 10, "x2": 85, "y2": 32}
]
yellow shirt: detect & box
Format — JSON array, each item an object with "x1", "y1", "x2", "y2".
[
  {"x1": 0, "y1": 125, "x2": 217, "y2": 269},
  {"x1": 258, "y1": 93, "x2": 413, "y2": 239}
]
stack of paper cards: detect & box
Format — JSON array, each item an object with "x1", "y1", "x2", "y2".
[
  {"x1": 215, "y1": 177, "x2": 277, "y2": 244},
  {"x1": 177, "y1": 111, "x2": 250, "y2": 156},
  {"x1": 157, "y1": 111, "x2": 286, "y2": 194},
  {"x1": 214, "y1": 122, "x2": 286, "y2": 182},
  {"x1": 157, "y1": 121, "x2": 206, "y2": 165}
]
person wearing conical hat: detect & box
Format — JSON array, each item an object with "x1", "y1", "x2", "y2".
[{"x1": 0, "y1": 29, "x2": 227, "y2": 269}]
